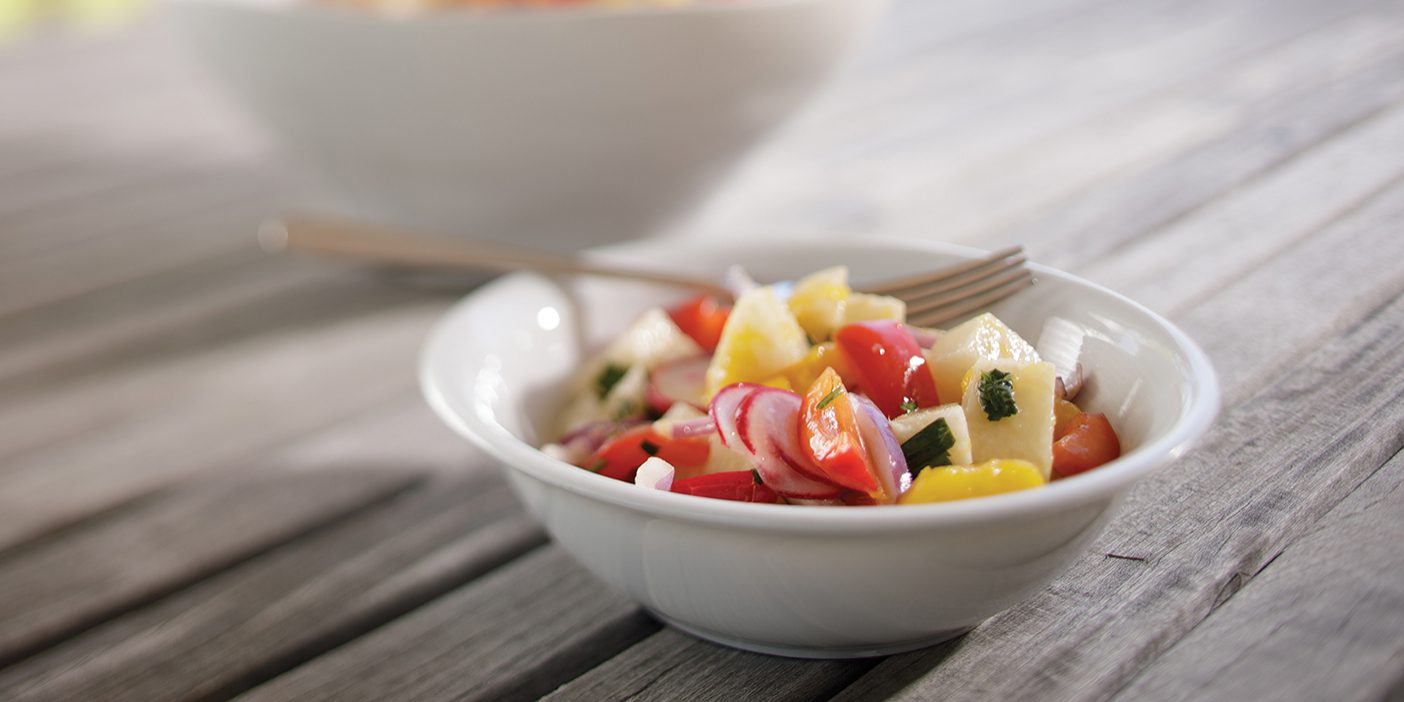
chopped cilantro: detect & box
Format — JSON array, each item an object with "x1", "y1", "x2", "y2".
[
  {"x1": 978, "y1": 369, "x2": 1018, "y2": 421},
  {"x1": 595, "y1": 364, "x2": 628, "y2": 398},
  {"x1": 901, "y1": 417, "x2": 955, "y2": 474},
  {"x1": 816, "y1": 386, "x2": 843, "y2": 410},
  {"x1": 640, "y1": 440, "x2": 660, "y2": 456},
  {"x1": 900, "y1": 398, "x2": 919, "y2": 414},
  {"x1": 752, "y1": 469, "x2": 764, "y2": 485}
]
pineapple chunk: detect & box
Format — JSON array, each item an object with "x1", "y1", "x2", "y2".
[
  {"x1": 788, "y1": 266, "x2": 851, "y2": 342},
  {"x1": 962, "y1": 359, "x2": 1057, "y2": 478},
  {"x1": 841, "y1": 292, "x2": 906, "y2": 325},
  {"x1": 889, "y1": 404, "x2": 974, "y2": 467},
  {"x1": 925, "y1": 313, "x2": 1039, "y2": 403},
  {"x1": 779, "y1": 342, "x2": 858, "y2": 391},
  {"x1": 704, "y1": 286, "x2": 809, "y2": 399}
]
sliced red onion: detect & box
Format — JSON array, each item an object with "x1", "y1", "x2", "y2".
[
  {"x1": 647, "y1": 356, "x2": 710, "y2": 413},
  {"x1": 709, "y1": 383, "x2": 764, "y2": 450},
  {"x1": 669, "y1": 417, "x2": 717, "y2": 439},
  {"x1": 735, "y1": 388, "x2": 842, "y2": 499},
  {"x1": 851, "y1": 393, "x2": 910, "y2": 502},
  {"x1": 634, "y1": 456, "x2": 675, "y2": 491}
]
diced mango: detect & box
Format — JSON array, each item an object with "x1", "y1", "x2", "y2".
[
  {"x1": 889, "y1": 404, "x2": 974, "y2": 467},
  {"x1": 705, "y1": 286, "x2": 809, "y2": 399},
  {"x1": 961, "y1": 359, "x2": 1057, "y2": 478},
  {"x1": 788, "y1": 266, "x2": 851, "y2": 342},
  {"x1": 925, "y1": 313, "x2": 1039, "y2": 403},
  {"x1": 898, "y1": 459, "x2": 1046, "y2": 504}
]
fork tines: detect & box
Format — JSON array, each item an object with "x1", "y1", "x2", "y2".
[{"x1": 861, "y1": 245, "x2": 1033, "y2": 328}]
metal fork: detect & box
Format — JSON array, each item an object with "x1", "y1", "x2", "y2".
[{"x1": 262, "y1": 213, "x2": 1032, "y2": 328}]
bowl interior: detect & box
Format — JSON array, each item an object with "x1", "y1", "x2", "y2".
[{"x1": 423, "y1": 237, "x2": 1217, "y2": 524}]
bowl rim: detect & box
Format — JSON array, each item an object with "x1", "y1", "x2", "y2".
[
  {"x1": 420, "y1": 236, "x2": 1220, "y2": 534},
  {"x1": 167, "y1": 0, "x2": 863, "y2": 24}
]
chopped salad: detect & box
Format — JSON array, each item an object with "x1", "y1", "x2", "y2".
[{"x1": 543, "y1": 267, "x2": 1122, "y2": 505}]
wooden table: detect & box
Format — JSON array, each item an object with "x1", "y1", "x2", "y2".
[{"x1": 3, "y1": 1, "x2": 1404, "y2": 699}]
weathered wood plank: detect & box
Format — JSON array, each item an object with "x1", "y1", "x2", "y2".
[
  {"x1": 1013, "y1": 43, "x2": 1404, "y2": 272},
  {"x1": 0, "y1": 299, "x2": 448, "y2": 552},
  {"x1": 0, "y1": 476, "x2": 546, "y2": 702},
  {"x1": 825, "y1": 258, "x2": 1404, "y2": 701},
  {"x1": 1080, "y1": 101, "x2": 1404, "y2": 314},
  {"x1": 0, "y1": 467, "x2": 421, "y2": 666},
  {"x1": 1112, "y1": 447, "x2": 1404, "y2": 702},
  {"x1": 693, "y1": 0, "x2": 1374, "y2": 239},
  {"x1": 540, "y1": 628, "x2": 875, "y2": 702},
  {"x1": 237, "y1": 547, "x2": 658, "y2": 702}
]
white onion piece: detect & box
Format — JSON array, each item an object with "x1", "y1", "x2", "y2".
[
  {"x1": 735, "y1": 389, "x2": 842, "y2": 499},
  {"x1": 634, "y1": 457, "x2": 676, "y2": 491},
  {"x1": 851, "y1": 394, "x2": 911, "y2": 502},
  {"x1": 647, "y1": 356, "x2": 710, "y2": 413}
]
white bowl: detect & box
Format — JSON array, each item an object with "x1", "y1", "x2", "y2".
[
  {"x1": 420, "y1": 238, "x2": 1219, "y2": 658},
  {"x1": 169, "y1": 0, "x2": 886, "y2": 249}
]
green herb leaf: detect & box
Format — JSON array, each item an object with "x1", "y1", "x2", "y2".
[
  {"x1": 595, "y1": 364, "x2": 628, "y2": 398},
  {"x1": 640, "y1": 440, "x2": 660, "y2": 456},
  {"x1": 900, "y1": 417, "x2": 955, "y2": 474},
  {"x1": 751, "y1": 469, "x2": 763, "y2": 485},
  {"x1": 900, "y1": 398, "x2": 919, "y2": 414},
  {"x1": 816, "y1": 386, "x2": 843, "y2": 410},
  {"x1": 978, "y1": 369, "x2": 1018, "y2": 421}
]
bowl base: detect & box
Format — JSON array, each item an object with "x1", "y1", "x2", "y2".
[{"x1": 650, "y1": 611, "x2": 974, "y2": 660}]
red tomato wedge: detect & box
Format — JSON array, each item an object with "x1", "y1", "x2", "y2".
[
  {"x1": 1051, "y1": 413, "x2": 1122, "y2": 479},
  {"x1": 671, "y1": 471, "x2": 780, "y2": 503},
  {"x1": 799, "y1": 368, "x2": 879, "y2": 494},
  {"x1": 834, "y1": 321, "x2": 940, "y2": 418},
  {"x1": 667, "y1": 295, "x2": 731, "y2": 353},
  {"x1": 585, "y1": 426, "x2": 710, "y2": 483}
]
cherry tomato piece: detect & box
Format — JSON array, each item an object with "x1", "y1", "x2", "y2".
[
  {"x1": 1051, "y1": 413, "x2": 1122, "y2": 479},
  {"x1": 799, "y1": 367, "x2": 879, "y2": 494},
  {"x1": 667, "y1": 295, "x2": 731, "y2": 354},
  {"x1": 585, "y1": 427, "x2": 710, "y2": 483},
  {"x1": 671, "y1": 471, "x2": 780, "y2": 503},
  {"x1": 834, "y1": 321, "x2": 940, "y2": 418}
]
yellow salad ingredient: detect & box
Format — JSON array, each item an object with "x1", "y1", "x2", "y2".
[
  {"x1": 898, "y1": 459, "x2": 1046, "y2": 504},
  {"x1": 704, "y1": 286, "x2": 808, "y2": 399}
]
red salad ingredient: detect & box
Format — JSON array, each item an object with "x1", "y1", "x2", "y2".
[
  {"x1": 799, "y1": 368, "x2": 880, "y2": 494},
  {"x1": 834, "y1": 320, "x2": 940, "y2": 418},
  {"x1": 585, "y1": 426, "x2": 710, "y2": 482},
  {"x1": 671, "y1": 470, "x2": 780, "y2": 503},
  {"x1": 1051, "y1": 412, "x2": 1121, "y2": 479},
  {"x1": 667, "y1": 295, "x2": 731, "y2": 354}
]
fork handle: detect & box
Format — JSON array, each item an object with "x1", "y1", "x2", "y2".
[{"x1": 261, "y1": 213, "x2": 731, "y2": 297}]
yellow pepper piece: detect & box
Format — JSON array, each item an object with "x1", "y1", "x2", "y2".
[
  {"x1": 898, "y1": 459, "x2": 1046, "y2": 504},
  {"x1": 759, "y1": 375, "x2": 794, "y2": 392},
  {"x1": 780, "y1": 342, "x2": 859, "y2": 391}
]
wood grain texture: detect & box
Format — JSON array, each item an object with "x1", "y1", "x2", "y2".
[
  {"x1": 238, "y1": 547, "x2": 659, "y2": 702},
  {"x1": 0, "y1": 467, "x2": 421, "y2": 667},
  {"x1": 1112, "y1": 447, "x2": 1404, "y2": 702},
  {"x1": 541, "y1": 628, "x2": 876, "y2": 702},
  {"x1": 0, "y1": 476, "x2": 545, "y2": 702}
]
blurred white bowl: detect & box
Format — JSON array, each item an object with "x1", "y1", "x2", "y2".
[
  {"x1": 169, "y1": 0, "x2": 886, "y2": 249},
  {"x1": 420, "y1": 237, "x2": 1219, "y2": 658}
]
